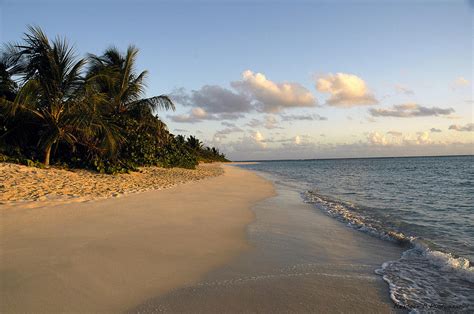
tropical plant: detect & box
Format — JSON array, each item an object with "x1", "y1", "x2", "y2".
[
  {"x1": 1, "y1": 26, "x2": 86, "y2": 166},
  {"x1": 186, "y1": 135, "x2": 203, "y2": 151},
  {"x1": 0, "y1": 26, "x2": 229, "y2": 173},
  {"x1": 87, "y1": 46, "x2": 175, "y2": 115}
]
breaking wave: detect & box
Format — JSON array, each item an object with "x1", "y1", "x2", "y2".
[{"x1": 303, "y1": 190, "x2": 474, "y2": 312}]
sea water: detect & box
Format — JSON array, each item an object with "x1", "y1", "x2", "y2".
[{"x1": 237, "y1": 156, "x2": 473, "y2": 312}]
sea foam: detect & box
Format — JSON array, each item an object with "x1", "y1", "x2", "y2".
[{"x1": 303, "y1": 190, "x2": 474, "y2": 312}]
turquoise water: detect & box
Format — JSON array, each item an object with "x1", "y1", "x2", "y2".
[{"x1": 238, "y1": 156, "x2": 474, "y2": 312}]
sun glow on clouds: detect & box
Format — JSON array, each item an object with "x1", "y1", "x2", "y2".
[
  {"x1": 294, "y1": 135, "x2": 301, "y2": 145},
  {"x1": 316, "y1": 73, "x2": 378, "y2": 107},
  {"x1": 166, "y1": 68, "x2": 472, "y2": 159},
  {"x1": 232, "y1": 70, "x2": 317, "y2": 112}
]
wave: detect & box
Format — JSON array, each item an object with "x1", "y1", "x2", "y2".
[{"x1": 303, "y1": 190, "x2": 474, "y2": 312}]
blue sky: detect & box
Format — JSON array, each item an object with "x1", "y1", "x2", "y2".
[{"x1": 2, "y1": 0, "x2": 473, "y2": 159}]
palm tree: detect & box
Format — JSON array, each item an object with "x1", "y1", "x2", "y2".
[
  {"x1": 186, "y1": 135, "x2": 203, "y2": 151},
  {"x1": 175, "y1": 134, "x2": 186, "y2": 145},
  {"x1": 0, "y1": 48, "x2": 19, "y2": 101},
  {"x1": 86, "y1": 46, "x2": 176, "y2": 152},
  {"x1": 1, "y1": 26, "x2": 86, "y2": 166},
  {"x1": 87, "y1": 46, "x2": 175, "y2": 115}
]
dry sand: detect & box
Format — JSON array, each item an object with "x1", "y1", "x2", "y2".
[
  {"x1": 0, "y1": 162, "x2": 223, "y2": 208},
  {"x1": 0, "y1": 165, "x2": 275, "y2": 313}
]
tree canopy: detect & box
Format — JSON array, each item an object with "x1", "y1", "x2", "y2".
[{"x1": 0, "y1": 26, "x2": 228, "y2": 173}]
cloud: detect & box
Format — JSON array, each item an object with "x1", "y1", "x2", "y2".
[
  {"x1": 445, "y1": 114, "x2": 463, "y2": 120},
  {"x1": 452, "y1": 77, "x2": 470, "y2": 89},
  {"x1": 213, "y1": 125, "x2": 244, "y2": 141},
  {"x1": 368, "y1": 132, "x2": 389, "y2": 146},
  {"x1": 370, "y1": 103, "x2": 455, "y2": 118},
  {"x1": 294, "y1": 135, "x2": 301, "y2": 145},
  {"x1": 171, "y1": 85, "x2": 252, "y2": 114},
  {"x1": 387, "y1": 131, "x2": 403, "y2": 137},
  {"x1": 214, "y1": 132, "x2": 473, "y2": 161},
  {"x1": 449, "y1": 123, "x2": 474, "y2": 132},
  {"x1": 316, "y1": 73, "x2": 378, "y2": 107},
  {"x1": 173, "y1": 128, "x2": 189, "y2": 133},
  {"x1": 221, "y1": 121, "x2": 237, "y2": 127},
  {"x1": 395, "y1": 84, "x2": 415, "y2": 95},
  {"x1": 280, "y1": 113, "x2": 327, "y2": 121},
  {"x1": 231, "y1": 70, "x2": 317, "y2": 112},
  {"x1": 246, "y1": 115, "x2": 283, "y2": 129},
  {"x1": 253, "y1": 131, "x2": 265, "y2": 142},
  {"x1": 216, "y1": 126, "x2": 243, "y2": 136},
  {"x1": 430, "y1": 128, "x2": 442, "y2": 133},
  {"x1": 368, "y1": 131, "x2": 433, "y2": 146},
  {"x1": 169, "y1": 107, "x2": 243, "y2": 123},
  {"x1": 413, "y1": 131, "x2": 432, "y2": 145}
]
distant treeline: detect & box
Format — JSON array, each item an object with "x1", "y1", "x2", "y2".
[{"x1": 0, "y1": 26, "x2": 228, "y2": 173}]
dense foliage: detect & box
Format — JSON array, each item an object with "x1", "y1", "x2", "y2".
[{"x1": 0, "y1": 26, "x2": 228, "y2": 173}]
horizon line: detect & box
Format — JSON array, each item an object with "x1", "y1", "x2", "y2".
[{"x1": 233, "y1": 153, "x2": 473, "y2": 163}]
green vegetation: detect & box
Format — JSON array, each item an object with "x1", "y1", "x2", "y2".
[{"x1": 0, "y1": 26, "x2": 228, "y2": 173}]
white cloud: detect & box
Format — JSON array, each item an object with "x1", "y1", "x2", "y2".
[
  {"x1": 231, "y1": 70, "x2": 317, "y2": 112},
  {"x1": 316, "y1": 73, "x2": 378, "y2": 107},
  {"x1": 294, "y1": 135, "x2": 301, "y2": 145},
  {"x1": 253, "y1": 131, "x2": 265, "y2": 143},
  {"x1": 169, "y1": 107, "x2": 243, "y2": 123},
  {"x1": 215, "y1": 134, "x2": 473, "y2": 161},
  {"x1": 368, "y1": 132, "x2": 389, "y2": 146},
  {"x1": 367, "y1": 131, "x2": 433, "y2": 146},
  {"x1": 415, "y1": 131, "x2": 432, "y2": 145},
  {"x1": 452, "y1": 77, "x2": 470, "y2": 89}
]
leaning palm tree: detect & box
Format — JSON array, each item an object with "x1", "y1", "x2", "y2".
[
  {"x1": 87, "y1": 46, "x2": 175, "y2": 115},
  {"x1": 1, "y1": 26, "x2": 86, "y2": 166},
  {"x1": 86, "y1": 46, "x2": 175, "y2": 152}
]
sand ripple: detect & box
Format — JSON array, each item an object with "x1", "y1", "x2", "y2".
[{"x1": 0, "y1": 162, "x2": 223, "y2": 208}]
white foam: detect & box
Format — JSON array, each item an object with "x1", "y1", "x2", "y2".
[{"x1": 304, "y1": 190, "x2": 474, "y2": 312}]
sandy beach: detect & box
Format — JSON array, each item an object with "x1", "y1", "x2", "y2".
[
  {"x1": 0, "y1": 163, "x2": 405, "y2": 313},
  {"x1": 0, "y1": 164, "x2": 274, "y2": 312},
  {"x1": 130, "y1": 170, "x2": 405, "y2": 313}
]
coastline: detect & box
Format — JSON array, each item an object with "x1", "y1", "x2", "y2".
[
  {"x1": 1, "y1": 163, "x2": 408, "y2": 312},
  {"x1": 130, "y1": 168, "x2": 406, "y2": 313},
  {"x1": 0, "y1": 164, "x2": 275, "y2": 313}
]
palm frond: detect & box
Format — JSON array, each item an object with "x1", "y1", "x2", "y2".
[{"x1": 129, "y1": 95, "x2": 176, "y2": 112}]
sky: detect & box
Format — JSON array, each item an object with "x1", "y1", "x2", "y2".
[{"x1": 1, "y1": 0, "x2": 473, "y2": 160}]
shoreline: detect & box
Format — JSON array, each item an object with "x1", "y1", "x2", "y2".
[
  {"x1": 0, "y1": 164, "x2": 275, "y2": 313},
  {"x1": 1, "y1": 163, "x2": 408, "y2": 312},
  {"x1": 130, "y1": 167, "x2": 406, "y2": 313}
]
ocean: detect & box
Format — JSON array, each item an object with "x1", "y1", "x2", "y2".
[{"x1": 237, "y1": 155, "x2": 474, "y2": 312}]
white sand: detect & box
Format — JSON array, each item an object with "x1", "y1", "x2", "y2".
[
  {"x1": 0, "y1": 165, "x2": 275, "y2": 313},
  {"x1": 0, "y1": 162, "x2": 223, "y2": 208}
]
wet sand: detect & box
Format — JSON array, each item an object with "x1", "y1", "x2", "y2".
[
  {"x1": 129, "y1": 170, "x2": 405, "y2": 313},
  {"x1": 0, "y1": 165, "x2": 274, "y2": 313}
]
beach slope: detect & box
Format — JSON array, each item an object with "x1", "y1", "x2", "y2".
[{"x1": 0, "y1": 165, "x2": 274, "y2": 313}]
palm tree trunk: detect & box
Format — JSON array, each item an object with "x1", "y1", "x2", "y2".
[{"x1": 44, "y1": 144, "x2": 52, "y2": 166}]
